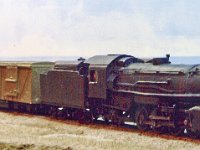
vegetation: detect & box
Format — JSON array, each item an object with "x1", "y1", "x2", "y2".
[{"x1": 0, "y1": 111, "x2": 198, "y2": 150}]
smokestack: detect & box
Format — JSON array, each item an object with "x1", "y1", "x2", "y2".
[{"x1": 166, "y1": 54, "x2": 170, "y2": 60}]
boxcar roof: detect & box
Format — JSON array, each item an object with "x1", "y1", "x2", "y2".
[
  {"x1": 0, "y1": 61, "x2": 54, "y2": 67},
  {"x1": 125, "y1": 63, "x2": 199, "y2": 74}
]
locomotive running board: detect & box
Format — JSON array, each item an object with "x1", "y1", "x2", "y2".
[
  {"x1": 144, "y1": 120, "x2": 175, "y2": 128},
  {"x1": 149, "y1": 115, "x2": 170, "y2": 121},
  {"x1": 113, "y1": 89, "x2": 200, "y2": 98}
]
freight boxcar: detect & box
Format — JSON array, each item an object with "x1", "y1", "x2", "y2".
[{"x1": 0, "y1": 62, "x2": 54, "y2": 105}]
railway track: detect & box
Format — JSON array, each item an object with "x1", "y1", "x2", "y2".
[{"x1": 1, "y1": 108, "x2": 200, "y2": 145}]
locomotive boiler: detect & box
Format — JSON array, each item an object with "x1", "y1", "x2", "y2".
[{"x1": 0, "y1": 54, "x2": 200, "y2": 138}]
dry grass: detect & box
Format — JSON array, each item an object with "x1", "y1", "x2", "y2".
[
  {"x1": 0, "y1": 112, "x2": 199, "y2": 150},
  {"x1": 0, "y1": 143, "x2": 72, "y2": 150}
]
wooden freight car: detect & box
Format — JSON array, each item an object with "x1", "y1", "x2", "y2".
[{"x1": 0, "y1": 62, "x2": 54, "y2": 105}]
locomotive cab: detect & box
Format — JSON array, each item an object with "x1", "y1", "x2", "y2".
[
  {"x1": 85, "y1": 54, "x2": 136, "y2": 100},
  {"x1": 88, "y1": 65, "x2": 107, "y2": 99}
]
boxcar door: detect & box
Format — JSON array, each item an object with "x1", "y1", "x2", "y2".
[{"x1": 4, "y1": 65, "x2": 18, "y2": 100}]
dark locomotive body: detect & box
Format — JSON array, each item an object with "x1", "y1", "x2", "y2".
[
  {"x1": 0, "y1": 54, "x2": 200, "y2": 137},
  {"x1": 113, "y1": 62, "x2": 200, "y2": 134}
]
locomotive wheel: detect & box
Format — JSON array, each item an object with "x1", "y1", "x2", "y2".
[
  {"x1": 104, "y1": 117, "x2": 109, "y2": 124},
  {"x1": 169, "y1": 126, "x2": 184, "y2": 136},
  {"x1": 74, "y1": 110, "x2": 92, "y2": 123},
  {"x1": 83, "y1": 111, "x2": 93, "y2": 123},
  {"x1": 186, "y1": 129, "x2": 200, "y2": 139},
  {"x1": 92, "y1": 112, "x2": 99, "y2": 122},
  {"x1": 135, "y1": 107, "x2": 149, "y2": 131},
  {"x1": 153, "y1": 126, "x2": 168, "y2": 134},
  {"x1": 74, "y1": 110, "x2": 84, "y2": 122}
]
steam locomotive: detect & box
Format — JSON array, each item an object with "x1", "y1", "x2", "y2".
[{"x1": 0, "y1": 54, "x2": 200, "y2": 138}]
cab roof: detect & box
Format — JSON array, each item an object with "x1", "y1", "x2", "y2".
[{"x1": 85, "y1": 54, "x2": 133, "y2": 66}]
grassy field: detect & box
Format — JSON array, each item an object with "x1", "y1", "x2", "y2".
[{"x1": 0, "y1": 111, "x2": 199, "y2": 150}]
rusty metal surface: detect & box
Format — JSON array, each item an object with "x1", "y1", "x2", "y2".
[{"x1": 40, "y1": 70, "x2": 86, "y2": 108}]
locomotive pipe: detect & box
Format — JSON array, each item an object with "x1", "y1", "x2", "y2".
[
  {"x1": 113, "y1": 89, "x2": 200, "y2": 99},
  {"x1": 116, "y1": 82, "x2": 184, "y2": 93}
]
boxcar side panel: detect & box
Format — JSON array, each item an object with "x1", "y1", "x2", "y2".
[
  {"x1": 17, "y1": 67, "x2": 32, "y2": 103},
  {"x1": 1, "y1": 66, "x2": 32, "y2": 103},
  {"x1": 31, "y1": 66, "x2": 53, "y2": 104},
  {"x1": 0, "y1": 67, "x2": 3, "y2": 99},
  {"x1": 0, "y1": 67, "x2": 6, "y2": 100},
  {"x1": 0, "y1": 67, "x2": 2, "y2": 99}
]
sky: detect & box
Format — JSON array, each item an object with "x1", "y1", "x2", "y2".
[{"x1": 0, "y1": 0, "x2": 200, "y2": 58}]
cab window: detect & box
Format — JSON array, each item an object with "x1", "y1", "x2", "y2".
[{"x1": 90, "y1": 70, "x2": 98, "y2": 82}]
